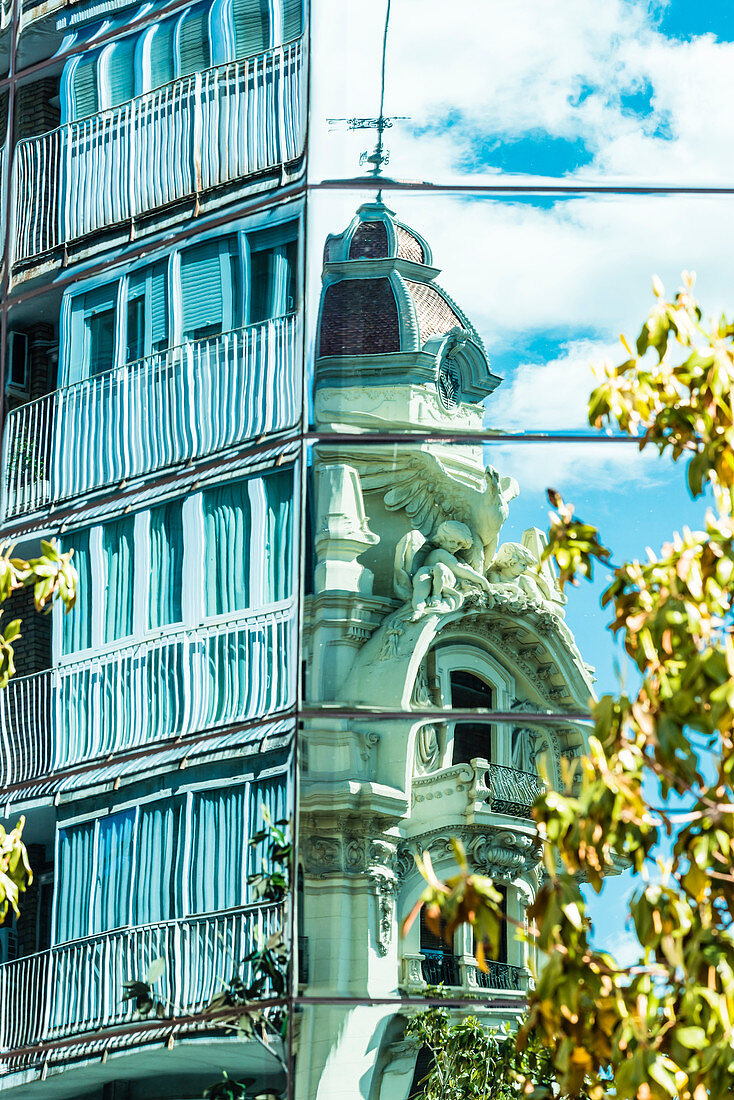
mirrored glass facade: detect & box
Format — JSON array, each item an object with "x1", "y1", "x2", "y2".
[{"x1": 0, "y1": 1, "x2": 730, "y2": 1098}]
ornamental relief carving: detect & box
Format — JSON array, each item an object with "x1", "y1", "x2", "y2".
[{"x1": 396, "y1": 826, "x2": 542, "y2": 886}]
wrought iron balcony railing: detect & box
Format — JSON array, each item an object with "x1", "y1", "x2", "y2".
[
  {"x1": 0, "y1": 903, "x2": 281, "y2": 1061},
  {"x1": 403, "y1": 953, "x2": 528, "y2": 996},
  {"x1": 470, "y1": 960, "x2": 526, "y2": 992},
  {"x1": 12, "y1": 39, "x2": 305, "y2": 264},
  {"x1": 0, "y1": 603, "x2": 296, "y2": 789},
  {"x1": 420, "y1": 950, "x2": 461, "y2": 987},
  {"x1": 2, "y1": 314, "x2": 301, "y2": 519},
  {"x1": 476, "y1": 762, "x2": 546, "y2": 818}
]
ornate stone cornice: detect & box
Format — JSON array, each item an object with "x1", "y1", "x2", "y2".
[{"x1": 396, "y1": 826, "x2": 542, "y2": 885}]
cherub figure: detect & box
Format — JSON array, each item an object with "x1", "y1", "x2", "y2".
[
  {"x1": 395, "y1": 520, "x2": 492, "y2": 620},
  {"x1": 487, "y1": 542, "x2": 554, "y2": 605}
]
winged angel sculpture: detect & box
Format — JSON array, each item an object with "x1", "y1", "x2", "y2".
[{"x1": 354, "y1": 449, "x2": 519, "y2": 619}]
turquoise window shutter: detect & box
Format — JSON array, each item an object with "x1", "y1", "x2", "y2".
[
  {"x1": 150, "y1": 19, "x2": 175, "y2": 89},
  {"x1": 55, "y1": 822, "x2": 94, "y2": 942},
  {"x1": 107, "y1": 37, "x2": 136, "y2": 107},
  {"x1": 180, "y1": 242, "x2": 226, "y2": 338},
  {"x1": 179, "y1": 8, "x2": 210, "y2": 76},
  {"x1": 93, "y1": 810, "x2": 135, "y2": 932},
  {"x1": 150, "y1": 263, "x2": 169, "y2": 349},
  {"x1": 188, "y1": 785, "x2": 248, "y2": 914},
  {"x1": 73, "y1": 57, "x2": 99, "y2": 120},
  {"x1": 233, "y1": 0, "x2": 270, "y2": 59},
  {"x1": 203, "y1": 480, "x2": 250, "y2": 615},
  {"x1": 62, "y1": 528, "x2": 93, "y2": 655},
  {"x1": 282, "y1": 0, "x2": 303, "y2": 42},
  {"x1": 102, "y1": 516, "x2": 135, "y2": 643},
  {"x1": 149, "y1": 501, "x2": 184, "y2": 628},
  {"x1": 264, "y1": 468, "x2": 293, "y2": 602}
]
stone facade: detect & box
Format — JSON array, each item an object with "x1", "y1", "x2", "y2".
[{"x1": 298, "y1": 201, "x2": 592, "y2": 1099}]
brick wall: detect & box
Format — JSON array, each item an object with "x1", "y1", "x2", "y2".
[
  {"x1": 14, "y1": 77, "x2": 60, "y2": 142},
  {"x1": 5, "y1": 583, "x2": 52, "y2": 678}
]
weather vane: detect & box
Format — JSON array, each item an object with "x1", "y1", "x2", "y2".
[{"x1": 326, "y1": 0, "x2": 407, "y2": 182}]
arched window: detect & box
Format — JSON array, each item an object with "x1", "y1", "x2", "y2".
[{"x1": 450, "y1": 669, "x2": 493, "y2": 765}]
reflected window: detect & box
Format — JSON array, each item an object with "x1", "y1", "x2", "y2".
[
  {"x1": 72, "y1": 56, "x2": 99, "y2": 118},
  {"x1": 179, "y1": 7, "x2": 211, "y2": 76},
  {"x1": 106, "y1": 38, "x2": 136, "y2": 106},
  {"x1": 86, "y1": 302, "x2": 116, "y2": 378},
  {"x1": 233, "y1": 0, "x2": 270, "y2": 58},
  {"x1": 126, "y1": 262, "x2": 169, "y2": 363},
  {"x1": 249, "y1": 238, "x2": 298, "y2": 323},
  {"x1": 450, "y1": 670, "x2": 493, "y2": 765}
]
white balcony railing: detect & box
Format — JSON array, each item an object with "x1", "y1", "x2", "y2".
[
  {"x1": 2, "y1": 313, "x2": 301, "y2": 519},
  {"x1": 12, "y1": 39, "x2": 305, "y2": 263},
  {"x1": 0, "y1": 903, "x2": 282, "y2": 1057},
  {"x1": 0, "y1": 604, "x2": 296, "y2": 788}
]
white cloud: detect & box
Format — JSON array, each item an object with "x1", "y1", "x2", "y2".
[
  {"x1": 486, "y1": 440, "x2": 666, "y2": 495},
  {"x1": 486, "y1": 339, "x2": 620, "y2": 431},
  {"x1": 309, "y1": 0, "x2": 734, "y2": 184}
]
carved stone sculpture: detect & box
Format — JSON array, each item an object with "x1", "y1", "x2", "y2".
[
  {"x1": 342, "y1": 447, "x2": 519, "y2": 573},
  {"x1": 394, "y1": 521, "x2": 491, "y2": 620}
]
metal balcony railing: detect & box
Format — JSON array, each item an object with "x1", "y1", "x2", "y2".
[
  {"x1": 471, "y1": 961, "x2": 525, "y2": 991},
  {"x1": 11, "y1": 39, "x2": 305, "y2": 263},
  {"x1": 420, "y1": 950, "x2": 461, "y2": 987},
  {"x1": 0, "y1": 903, "x2": 282, "y2": 1057},
  {"x1": 477, "y1": 762, "x2": 546, "y2": 818},
  {"x1": 0, "y1": 604, "x2": 296, "y2": 788},
  {"x1": 2, "y1": 314, "x2": 301, "y2": 519}
]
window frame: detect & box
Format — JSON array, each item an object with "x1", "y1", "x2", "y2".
[{"x1": 432, "y1": 644, "x2": 514, "y2": 769}]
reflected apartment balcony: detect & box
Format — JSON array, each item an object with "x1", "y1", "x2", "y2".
[
  {"x1": 0, "y1": 903, "x2": 282, "y2": 1068},
  {"x1": 11, "y1": 39, "x2": 305, "y2": 265},
  {"x1": 0, "y1": 604, "x2": 296, "y2": 789},
  {"x1": 2, "y1": 313, "x2": 301, "y2": 520}
]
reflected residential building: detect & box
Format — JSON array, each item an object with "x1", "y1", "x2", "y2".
[
  {"x1": 0, "y1": 1, "x2": 304, "y2": 1098},
  {"x1": 298, "y1": 201, "x2": 594, "y2": 1098}
]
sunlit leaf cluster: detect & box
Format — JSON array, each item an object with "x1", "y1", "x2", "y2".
[{"x1": 0, "y1": 817, "x2": 32, "y2": 923}]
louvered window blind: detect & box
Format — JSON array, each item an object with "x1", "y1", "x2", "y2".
[
  {"x1": 233, "y1": 0, "x2": 270, "y2": 58},
  {"x1": 282, "y1": 0, "x2": 302, "y2": 41},
  {"x1": 179, "y1": 8, "x2": 210, "y2": 76},
  {"x1": 150, "y1": 19, "x2": 175, "y2": 89},
  {"x1": 72, "y1": 57, "x2": 99, "y2": 119},
  {"x1": 107, "y1": 36, "x2": 136, "y2": 106}
]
